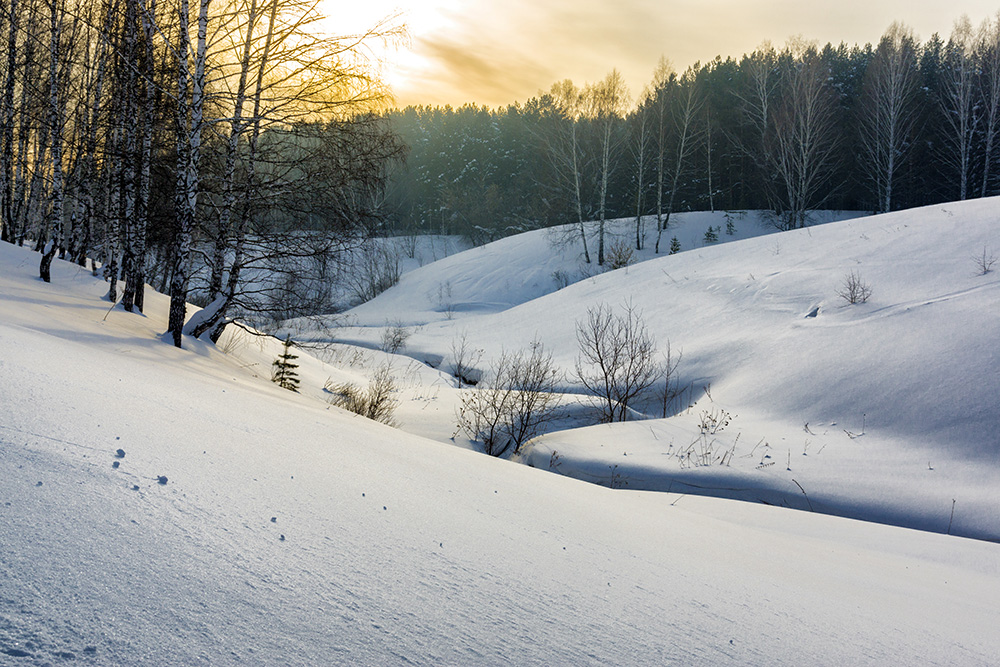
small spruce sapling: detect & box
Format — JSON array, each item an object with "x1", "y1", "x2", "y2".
[
  {"x1": 272, "y1": 336, "x2": 301, "y2": 392},
  {"x1": 703, "y1": 226, "x2": 719, "y2": 244},
  {"x1": 669, "y1": 236, "x2": 681, "y2": 254}
]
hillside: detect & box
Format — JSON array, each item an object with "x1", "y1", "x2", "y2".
[
  {"x1": 289, "y1": 202, "x2": 1000, "y2": 541},
  {"x1": 1, "y1": 233, "x2": 999, "y2": 664}
]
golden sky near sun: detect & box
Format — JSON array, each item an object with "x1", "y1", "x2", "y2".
[{"x1": 330, "y1": 0, "x2": 1000, "y2": 109}]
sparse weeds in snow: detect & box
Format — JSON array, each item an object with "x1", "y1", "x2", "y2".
[
  {"x1": 844, "y1": 412, "x2": 867, "y2": 439},
  {"x1": 792, "y1": 479, "x2": 813, "y2": 511},
  {"x1": 381, "y1": 320, "x2": 411, "y2": 354},
  {"x1": 450, "y1": 332, "x2": 483, "y2": 388},
  {"x1": 551, "y1": 269, "x2": 572, "y2": 290},
  {"x1": 698, "y1": 407, "x2": 731, "y2": 435},
  {"x1": 549, "y1": 450, "x2": 562, "y2": 470},
  {"x1": 836, "y1": 270, "x2": 873, "y2": 305},
  {"x1": 326, "y1": 364, "x2": 399, "y2": 427},
  {"x1": 676, "y1": 408, "x2": 738, "y2": 468},
  {"x1": 973, "y1": 245, "x2": 997, "y2": 275},
  {"x1": 320, "y1": 345, "x2": 370, "y2": 369},
  {"x1": 434, "y1": 281, "x2": 455, "y2": 319},
  {"x1": 608, "y1": 464, "x2": 627, "y2": 489}
]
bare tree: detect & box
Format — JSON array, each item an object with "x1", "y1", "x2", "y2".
[
  {"x1": 769, "y1": 43, "x2": 840, "y2": 229},
  {"x1": 941, "y1": 15, "x2": 977, "y2": 201},
  {"x1": 583, "y1": 69, "x2": 629, "y2": 266},
  {"x1": 653, "y1": 63, "x2": 703, "y2": 253},
  {"x1": 629, "y1": 86, "x2": 652, "y2": 250},
  {"x1": 977, "y1": 12, "x2": 1000, "y2": 197},
  {"x1": 39, "y1": 0, "x2": 66, "y2": 282},
  {"x1": 575, "y1": 301, "x2": 663, "y2": 422},
  {"x1": 0, "y1": 0, "x2": 20, "y2": 244},
  {"x1": 858, "y1": 23, "x2": 919, "y2": 213},
  {"x1": 539, "y1": 79, "x2": 592, "y2": 264},
  {"x1": 185, "y1": 2, "x2": 403, "y2": 342}
]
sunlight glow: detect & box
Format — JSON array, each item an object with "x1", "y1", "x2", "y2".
[{"x1": 325, "y1": 0, "x2": 1000, "y2": 109}]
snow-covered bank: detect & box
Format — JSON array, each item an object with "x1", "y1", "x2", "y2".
[{"x1": 2, "y1": 234, "x2": 999, "y2": 664}]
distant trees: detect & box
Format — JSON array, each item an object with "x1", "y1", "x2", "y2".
[{"x1": 383, "y1": 12, "x2": 1000, "y2": 243}]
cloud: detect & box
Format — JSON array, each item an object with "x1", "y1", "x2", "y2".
[
  {"x1": 390, "y1": 0, "x2": 1000, "y2": 107},
  {"x1": 408, "y1": 33, "x2": 558, "y2": 107}
]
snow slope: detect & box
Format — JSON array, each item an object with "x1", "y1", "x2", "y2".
[
  {"x1": 2, "y1": 238, "x2": 1000, "y2": 664},
  {"x1": 302, "y1": 202, "x2": 1000, "y2": 542},
  {"x1": 341, "y1": 210, "x2": 862, "y2": 327}
]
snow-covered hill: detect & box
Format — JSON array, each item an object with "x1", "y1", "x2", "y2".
[
  {"x1": 290, "y1": 202, "x2": 1000, "y2": 542},
  {"x1": 1, "y1": 199, "x2": 999, "y2": 664},
  {"x1": 340, "y1": 210, "x2": 862, "y2": 326}
]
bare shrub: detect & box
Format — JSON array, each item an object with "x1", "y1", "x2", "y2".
[
  {"x1": 327, "y1": 365, "x2": 398, "y2": 426},
  {"x1": 381, "y1": 320, "x2": 410, "y2": 353},
  {"x1": 575, "y1": 302, "x2": 663, "y2": 422},
  {"x1": 401, "y1": 234, "x2": 418, "y2": 260},
  {"x1": 456, "y1": 340, "x2": 560, "y2": 457},
  {"x1": 836, "y1": 270, "x2": 873, "y2": 304},
  {"x1": 552, "y1": 269, "x2": 572, "y2": 290},
  {"x1": 604, "y1": 239, "x2": 634, "y2": 271},
  {"x1": 973, "y1": 245, "x2": 997, "y2": 275},
  {"x1": 450, "y1": 332, "x2": 483, "y2": 388}
]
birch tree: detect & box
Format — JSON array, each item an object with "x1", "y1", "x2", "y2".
[
  {"x1": 857, "y1": 22, "x2": 919, "y2": 213},
  {"x1": 653, "y1": 63, "x2": 702, "y2": 253},
  {"x1": 770, "y1": 44, "x2": 840, "y2": 229},
  {"x1": 941, "y1": 16, "x2": 977, "y2": 201},
  {"x1": 167, "y1": 0, "x2": 211, "y2": 346},
  {"x1": 0, "y1": 0, "x2": 20, "y2": 244},
  {"x1": 977, "y1": 13, "x2": 1000, "y2": 197},
  {"x1": 583, "y1": 69, "x2": 629, "y2": 266},
  {"x1": 536, "y1": 80, "x2": 592, "y2": 264},
  {"x1": 39, "y1": 0, "x2": 65, "y2": 281},
  {"x1": 629, "y1": 87, "x2": 652, "y2": 250}
]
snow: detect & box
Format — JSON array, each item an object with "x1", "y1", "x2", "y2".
[
  {"x1": 1, "y1": 203, "x2": 999, "y2": 664},
  {"x1": 307, "y1": 204, "x2": 1000, "y2": 542}
]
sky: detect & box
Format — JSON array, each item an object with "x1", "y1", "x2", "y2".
[{"x1": 331, "y1": 1, "x2": 1000, "y2": 109}]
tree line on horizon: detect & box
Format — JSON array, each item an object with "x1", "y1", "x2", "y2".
[{"x1": 383, "y1": 16, "x2": 1000, "y2": 264}]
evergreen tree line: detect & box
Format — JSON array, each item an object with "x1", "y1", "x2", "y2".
[
  {"x1": 383, "y1": 17, "x2": 1000, "y2": 263},
  {"x1": 0, "y1": 0, "x2": 403, "y2": 344}
]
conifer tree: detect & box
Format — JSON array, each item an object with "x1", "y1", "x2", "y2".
[{"x1": 272, "y1": 336, "x2": 300, "y2": 392}]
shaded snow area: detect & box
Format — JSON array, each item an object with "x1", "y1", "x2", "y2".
[{"x1": 1, "y1": 202, "x2": 999, "y2": 665}]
